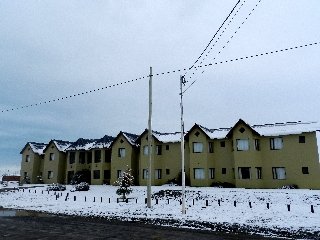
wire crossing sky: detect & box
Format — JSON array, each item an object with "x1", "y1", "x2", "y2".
[{"x1": 1, "y1": 40, "x2": 318, "y2": 114}]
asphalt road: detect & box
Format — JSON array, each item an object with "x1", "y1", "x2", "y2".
[{"x1": 0, "y1": 212, "x2": 280, "y2": 240}]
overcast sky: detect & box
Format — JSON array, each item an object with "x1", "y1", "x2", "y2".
[{"x1": 1, "y1": 0, "x2": 320, "y2": 170}]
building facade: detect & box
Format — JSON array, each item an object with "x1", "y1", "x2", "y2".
[{"x1": 20, "y1": 119, "x2": 320, "y2": 189}]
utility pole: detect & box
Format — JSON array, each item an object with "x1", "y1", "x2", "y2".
[
  {"x1": 180, "y1": 75, "x2": 186, "y2": 214},
  {"x1": 147, "y1": 66, "x2": 153, "y2": 208}
]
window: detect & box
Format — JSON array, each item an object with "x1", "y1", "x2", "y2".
[
  {"x1": 155, "y1": 169, "x2": 162, "y2": 179},
  {"x1": 193, "y1": 142, "x2": 203, "y2": 153},
  {"x1": 254, "y1": 139, "x2": 260, "y2": 151},
  {"x1": 93, "y1": 170, "x2": 100, "y2": 179},
  {"x1": 239, "y1": 127, "x2": 245, "y2": 133},
  {"x1": 222, "y1": 168, "x2": 226, "y2": 174},
  {"x1": 104, "y1": 170, "x2": 110, "y2": 179},
  {"x1": 24, "y1": 172, "x2": 28, "y2": 177},
  {"x1": 208, "y1": 142, "x2": 214, "y2": 153},
  {"x1": 49, "y1": 153, "x2": 55, "y2": 161},
  {"x1": 220, "y1": 141, "x2": 225, "y2": 148},
  {"x1": 67, "y1": 171, "x2": 74, "y2": 183},
  {"x1": 272, "y1": 167, "x2": 286, "y2": 180},
  {"x1": 236, "y1": 139, "x2": 249, "y2": 151},
  {"x1": 94, "y1": 150, "x2": 101, "y2": 163},
  {"x1": 87, "y1": 152, "x2": 92, "y2": 164},
  {"x1": 143, "y1": 169, "x2": 149, "y2": 179},
  {"x1": 25, "y1": 155, "x2": 30, "y2": 162},
  {"x1": 79, "y1": 152, "x2": 85, "y2": 164},
  {"x1": 194, "y1": 168, "x2": 205, "y2": 179},
  {"x1": 209, "y1": 168, "x2": 215, "y2": 179},
  {"x1": 156, "y1": 145, "x2": 162, "y2": 155},
  {"x1": 143, "y1": 146, "x2": 152, "y2": 155},
  {"x1": 256, "y1": 167, "x2": 262, "y2": 179},
  {"x1": 270, "y1": 138, "x2": 283, "y2": 150},
  {"x1": 195, "y1": 131, "x2": 200, "y2": 137},
  {"x1": 302, "y1": 167, "x2": 309, "y2": 174},
  {"x1": 105, "y1": 150, "x2": 111, "y2": 162},
  {"x1": 69, "y1": 152, "x2": 75, "y2": 164},
  {"x1": 118, "y1": 148, "x2": 126, "y2": 158},
  {"x1": 117, "y1": 170, "x2": 122, "y2": 179},
  {"x1": 166, "y1": 145, "x2": 169, "y2": 150},
  {"x1": 166, "y1": 169, "x2": 170, "y2": 175},
  {"x1": 299, "y1": 136, "x2": 306, "y2": 143},
  {"x1": 238, "y1": 167, "x2": 251, "y2": 179},
  {"x1": 48, "y1": 171, "x2": 53, "y2": 179}
]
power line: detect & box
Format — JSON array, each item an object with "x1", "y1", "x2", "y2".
[
  {"x1": 1, "y1": 75, "x2": 148, "y2": 113},
  {"x1": 1, "y1": 41, "x2": 319, "y2": 113},
  {"x1": 184, "y1": 0, "x2": 263, "y2": 92},
  {"x1": 187, "y1": 0, "x2": 241, "y2": 73}
]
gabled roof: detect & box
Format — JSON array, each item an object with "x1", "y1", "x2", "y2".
[
  {"x1": 187, "y1": 120, "x2": 320, "y2": 140},
  {"x1": 66, "y1": 135, "x2": 115, "y2": 151},
  {"x1": 91, "y1": 135, "x2": 115, "y2": 149},
  {"x1": 226, "y1": 119, "x2": 260, "y2": 138},
  {"x1": 20, "y1": 142, "x2": 47, "y2": 155},
  {"x1": 110, "y1": 131, "x2": 139, "y2": 148},
  {"x1": 43, "y1": 140, "x2": 73, "y2": 153},
  {"x1": 252, "y1": 121, "x2": 320, "y2": 136},
  {"x1": 185, "y1": 123, "x2": 230, "y2": 140},
  {"x1": 66, "y1": 138, "x2": 97, "y2": 151},
  {"x1": 136, "y1": 129, "x2": 181, "y2": 143}
]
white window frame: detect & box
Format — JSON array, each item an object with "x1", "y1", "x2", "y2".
[
  {"x1": 143, "y1": 146, "x2": 152, "y2": 155},
  {"x1": 194, "y1": 168, "x2": 205, "y2": 179},
  {"x1": 270, "y1": 137, "x2": 283, "y2": 150},
  {"x1": 272, "y1": 167, "x2": 286, "y2": 180},
  {"x1": 209, "y1": 168, "x2": 215, "y2": 179},
  {"x1": 117, "y1": 170, "x2": 123, "y2": 179},
  {"x1": 155, "y1": 169, "x2": 162, "y2": 179},
  {"x1": 238, "y1": 167, "x2": 251, "y2": 179},
  {"x1": 256, "y1": 167, "x2": 262, "y2": 179},
  {"x1": 49, "y1": 153, "x2": 55, "y2": 161},
  {"x1": 156, "y1": 145, "x2": 162, "y2": 155},
  {"x1": 193, "y1": 142, "x2": 203, "y2": 153},
  {"x1": 236, "y1": 139, "x2": 249, "y2": 151},
  {"x1": 48, "y1": 171, "x2": 53, "y2": 179},
  {"x1": 143, "y1": 169, "x2": 149, "y2": 179},
  {"x1": 118, "y1": 148, "x2": 126, "y2": 158}
]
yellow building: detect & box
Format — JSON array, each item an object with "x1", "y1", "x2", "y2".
[
  {"x1": 20, "y1": 142, "x2": 47, "y2": 183},
  {"x1": 20, "y1": 119, "x2": 320, "y2": 189},
  {"x1": 42, "y1": 140, "x2": 72, "y2": 184},
  {"x1": 137, "y1": 130, "x2": 189, "y2": 186},
  {"x1": 110, "y1": 132, "x2": 139, "y2": 185},
  {"x1": 187, "y1": 119, "x2": 320, "y2": 189}
]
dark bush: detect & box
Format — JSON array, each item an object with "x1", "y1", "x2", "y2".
[
  {"x1": 280, "y1": 184, "x2": 298, "y2": 189},
  {"x1": 47, "y1": 183, "x2": 66, "y2": 191},
  {"x1": 72, "y1": 182, "x2": 90, "y2": 191}
]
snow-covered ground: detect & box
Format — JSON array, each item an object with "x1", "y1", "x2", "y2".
[{"x1": 1, "y1": 184, "x2": 319, "y2": 238}]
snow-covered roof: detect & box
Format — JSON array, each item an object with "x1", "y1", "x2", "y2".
[
  {"x1": 91, "y1": 135, "x2": 115, "y2": 149},
  {"x1": 198, "y1": 125, "x2": 231, "y2": 139},
  {"x1": 28, "y1": 142, "x2": 47, "y2": 155},
  {"x1": 251, "y1": 121, "x2": 320, "y2": 137},
  {"x1": 122, "y1": 132, "x2": 139, "y2": 146},
  {"x1": 52, "y1": 140, "x2": 73, "y2": 152},
  {"x1": 66, "y1": 138, "x2": 97, "y2": 151},
  {"x1": 66, "y1": 135, "x2": 115, "y2": 151},
  {"x1": 199, "y1": 121, "x2": 320, "y2": 139},
  {"x1": 153, "y1": 131, "x2": 181, "y2": 143}
]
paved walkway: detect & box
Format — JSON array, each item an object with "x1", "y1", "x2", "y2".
[{"x1": 0, "y1": 213, "x2": 276, "y2": 240}]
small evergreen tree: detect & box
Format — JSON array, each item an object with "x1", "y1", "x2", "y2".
[{"x1": 115, "y1": 168, "x2": 134, "y2": 200}]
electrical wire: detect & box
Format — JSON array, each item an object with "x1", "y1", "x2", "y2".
[
  {"x1": 184, "y1": 0, "x2": 263, "y2": 93},
  {"x1": 1, "y1": 41, "x2": 319, "y2": 113}
]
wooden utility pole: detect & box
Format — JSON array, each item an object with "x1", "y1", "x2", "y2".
[
  {"x1": 180, "y1": 75, "x2": 186, "y2": 214},
  {"x1": 147, "y1": 66, "x2": 153, "y2": 208}
]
